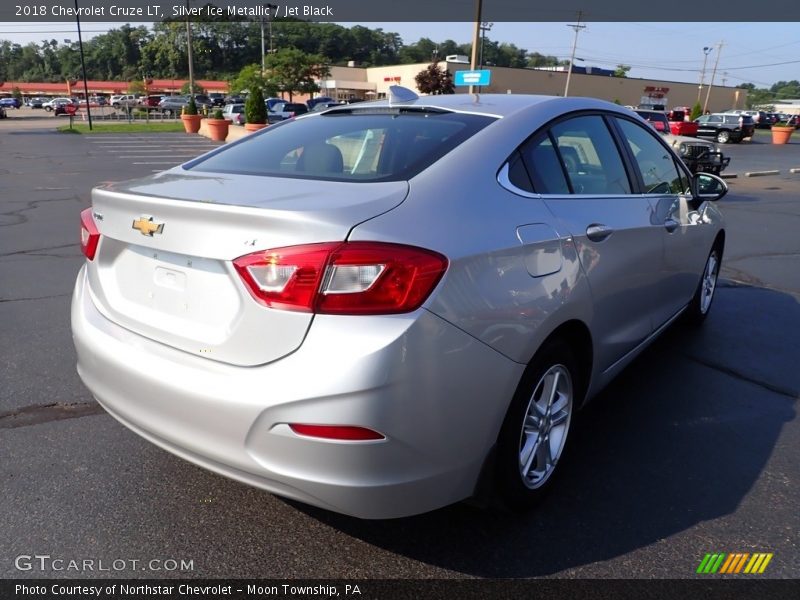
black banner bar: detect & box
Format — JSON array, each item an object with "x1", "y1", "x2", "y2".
[
  {"x1": 2, "y1": 579, "x2": 799, "y2": 600},
  {"x1": 4, "y1": 0, "x2": 800, "y2": 22}
]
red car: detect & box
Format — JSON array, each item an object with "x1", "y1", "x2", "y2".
[
  {"x1": 140, "y1": 95, "x2": 163, "y2": 110},
  {"x1": 668, "y1": 107, "x2": 699, "y2": 137}
]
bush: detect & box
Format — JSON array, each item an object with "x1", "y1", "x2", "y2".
[
  {"x1": 690, "y1": 102, "x2": 703, "y2": 121},
  {"x1": 183, "y1": 96, "x2": 198, "y2": 116},
  {"x1": 212, "y1": 108, "x2": 224, "y2": 119},
  {"x1": 245, "y1": 87, "x2": 266, "y2": 124}
]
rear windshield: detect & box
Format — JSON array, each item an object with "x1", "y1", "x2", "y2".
[{"x1": 188, "y1": 110, "x2": 496, "y2": 182}]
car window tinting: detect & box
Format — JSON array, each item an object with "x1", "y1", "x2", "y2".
[
  {"x1": 550, "y1": 115, "x2": 631, "y2": 195},
  {"x1": 507, "y1": 151, "x2": 534, "y2": 192},
  {"x1": 616, "y1": 118, "x2": 684, "y2": 194},
  {"x1": 519, "y1": 133, "x2": 570, "y2": 194},
  {"x1": 189, "y1": 111, "x2": 496, "y2": 182}
]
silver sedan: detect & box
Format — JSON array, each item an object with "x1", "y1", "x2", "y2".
[{"x1": 72, "y1": 88, "x2": 727, "y2": 518}]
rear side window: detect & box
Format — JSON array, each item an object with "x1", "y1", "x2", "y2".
[
  {"x1": 519, "y1": 133, "x2": 570, "y2": 194},
  {"x1": 189, "y1": 111, "x2": 496, "y2": 182}
]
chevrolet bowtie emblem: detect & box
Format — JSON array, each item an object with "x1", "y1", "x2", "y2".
[{"x1": 132, "y1": 216, "x2": 165, "y2": 236}]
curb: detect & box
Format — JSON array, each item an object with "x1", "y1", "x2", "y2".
[
  {"x1": 790, "y1": 168, "x2": 800, "y2": 174},
  {"x1": 744, "y1": 170, "x2": 780, "y2": 177},
  {"x1": 720, "y1": 173, "x2": 738, "y2": 179}
]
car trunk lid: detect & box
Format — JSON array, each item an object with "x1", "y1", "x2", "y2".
[{"x1": 85, "y1": 170, "x2": 408, "y2": 366}]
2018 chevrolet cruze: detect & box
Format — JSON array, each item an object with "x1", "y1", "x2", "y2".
[{"x1": 72, "y1": 88, "x2": 727, "y2": 519}]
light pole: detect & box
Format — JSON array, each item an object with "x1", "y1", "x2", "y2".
[
  {"x1": 704, "y1": 41, "x2": 724, "y2": 114},
  {"x1": 261, "y1": 5, "x2": 277, "y2": 75},
  {"x1": 697, "y1": 46, "x2": 713, "y2": 103},
  {"x1": 564, "y1": 12, "x2": 586, "y2": 97},
  {"x1": 73, "y1": 1, "x2": 92, "y2": 129},
  {"x1": 185, "y1": 0, "x2": 195, "y2": 98}
]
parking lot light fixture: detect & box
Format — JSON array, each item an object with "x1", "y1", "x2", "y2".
[{"x1": 698, "y1": 46, "x2": 713, "y2": 103}]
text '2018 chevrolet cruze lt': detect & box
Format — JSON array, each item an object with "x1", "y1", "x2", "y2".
[{"x1": 72, "y1": 88, "x2": 727, "y2": 518}]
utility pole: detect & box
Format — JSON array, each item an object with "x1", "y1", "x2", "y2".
[
  {"x1": 469, "y1": 0, "x2": 482, "y2": 95},
  {"x1": 74, "y1": 0, "x2": 92, "y2": 130},
  {"x1": 564, "y1": 12, "x2": 586, "y2": 97},
  {"x1": 704, "y1": 41, "x2": 724, "y2": 114},
  {"x1": 697, "y1": 46, "x2": 713, "y2": 102}
]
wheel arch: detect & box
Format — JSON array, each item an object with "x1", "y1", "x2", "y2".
[{"x1": 532, "y1": 319, "x2": 594, "y2": 409}]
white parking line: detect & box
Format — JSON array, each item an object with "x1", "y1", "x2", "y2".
[{"x1": 133, "y1": 161, "x2": 185, "y2": 165}]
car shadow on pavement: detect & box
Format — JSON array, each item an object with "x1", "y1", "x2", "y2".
[{"x1": 287, "y1": 283, "x2": 797, "y2": 577}]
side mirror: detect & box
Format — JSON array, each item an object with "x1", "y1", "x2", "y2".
[{"x1": 692, "y1": 172, "x2": 728, "y2": 202}]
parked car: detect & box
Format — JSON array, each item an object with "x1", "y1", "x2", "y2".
[
  {"x1": 43, "y1": 97, "x2": 76, "y2": 111},
  {"x1": 723, "y1": 109, "x2": 769, "y2": 128},
  {"x1": 158, "y1": 95, "x2": 189, "y2": 116},
  {"x1": 694, "y1": 113, "x2": 755, "y2": 143},
  {"x1": 54, "y1": 101, "x2": 78, "y2": 116},
  {"x1": 268, "y1": 101, "x2": 309, "y2": 123},
  {"x1": 0, "y1": 106, "x2": 6, "y2": 119},
  {"x1": 209, "y1": 93, "x2": 226, "y2": 107},
  {"x1": 265, "y1": 97, "x2": 285, "y2": 111},
  {"x1": 222, "y1": 103, "x2": 245, "y2": 125},
  {"x1": 306, "y1": 95, "x2": 336, "y2": 109},
  {"x1": 110, "y1": 94, "x2": 138, "y2": 109},
  {"x1": 311, "y1": 101, "x2": 345, "y2": 112},
  {"x1": 192, "y1": 95, "x2": 215, "y2": 111},
  {"x1": 73, "y1": 89, "x2": 728, "y2": 519},
  {"x1": 666, "y1": 107, "x2": 699, "y2": 136},
  {"x1": 26, "y1": 97, "x2": 47, "y2": 108},
  {"x1": 635, "y1": 109, "x2": 728, "y2": 174},
  {"x1": 139, "y1": 95, "x2": 163, "y2": 110},
  {"x1": 225, "y1": 95, "x2": 246, "y2": 105},
  {"x1": 0, "y1": 97, "x2": 22, "y2": 109}
]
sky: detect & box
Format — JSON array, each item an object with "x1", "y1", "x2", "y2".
[{"x1": 1, "y1": 21, "x2": 799, "y2": 89}]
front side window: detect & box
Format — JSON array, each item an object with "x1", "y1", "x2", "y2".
[
  {"x1": 549, "y1": 115, "x2": 632, "y2": 195},
  {"x1": 616, "y1": 118, "x2": 685, "y2": 194}
]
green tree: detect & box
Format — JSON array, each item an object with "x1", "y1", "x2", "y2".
[
  {"x1": 414, "y1": 62, "x2": 454, "y2": 95},
  {"x1": 613, "y1": 64, "x2": 631, "y2": 78},
  {"x1": 264, "y1": 48, "x2": 328, "y2": 101},
  {"x1": 12, "y1": 86, "x2": 23, "y2": 103},
  {"x1": 690, "y1": 101, "x2": 703, "y2": 120},
  {"x1": 229, "y1": 64, "x2": 278, "y2": 97},
  {"x1": 245, "y1": 86, "x2": 266, "y2": 124},
  {"x1": 128, "y1": 79, "x2": 146, "y2": 95},
  {"x1": 180, "y1": 81, "x2": 206, "y2": 95}
]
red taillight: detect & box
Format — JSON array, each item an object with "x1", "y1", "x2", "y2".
[
  {"x1": 80, "y1": 208, "x2": 100, "y2": 261},
  {"x1": 289, "y1": 424, "x2": 385, "y2": 441},
  {"x1": 233, "y1": 242, "x2": 448, "y2": 315}
]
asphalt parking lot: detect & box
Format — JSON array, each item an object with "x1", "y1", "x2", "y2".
[{"x1": 0, "y1": 121, "x2": 798, "y2": 580}]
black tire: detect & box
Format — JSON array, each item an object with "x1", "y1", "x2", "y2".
[
  {"x1": 716, "y1": 130, "x2": 731, "y2": 144},
  {"x1": 684, "y1": 245, "x2": 722, "y2": 325},
  {"x1": 495, "y1": 339, "x2": 581, "y2": 510}
]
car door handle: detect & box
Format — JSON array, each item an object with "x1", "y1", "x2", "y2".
[
  {"x1": 664, "y1": 218, "x2": 680, "y2": 233},
  {"x1": 586, "y1": 224, "x2": 614, "y2": 242}
]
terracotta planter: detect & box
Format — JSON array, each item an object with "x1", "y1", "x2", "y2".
[
  {"x1": 181, "y1": 114, "x2": 202, "y2": 134},
  {"x1": 206, "y1": 118, "x2": 231, "y2": 141},
  {"x1": 245, "y1": 122, "x2": 267, "y2": 133},
  {"x1": 771, "y1": 126, "x2": 794, "y2": 145}
]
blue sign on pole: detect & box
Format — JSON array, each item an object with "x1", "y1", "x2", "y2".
[{"x1": 454, "y1": 70, "x2": 492, "y2": 87}]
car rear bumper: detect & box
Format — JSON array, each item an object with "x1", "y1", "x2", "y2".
[{"x1": 71, "y1": 266, "x2": 522, "y2": 518}]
